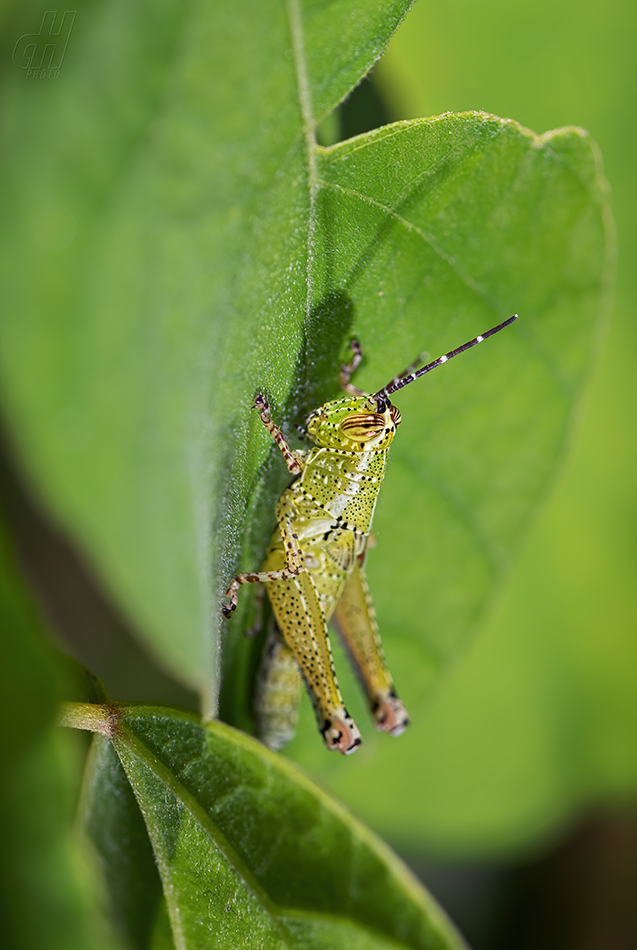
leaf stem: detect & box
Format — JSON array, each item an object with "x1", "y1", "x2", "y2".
[{"x1": 58, "y1": 701, "x2": 122, "y2": 737}]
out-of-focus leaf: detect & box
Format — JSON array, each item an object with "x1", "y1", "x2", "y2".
[
  {"x1": 61, "y1": 655, "x2": 112, "y2": 705},
  {"x1": 149, "y1": 900, "x2": 176, "y2": 950},
  {"x1": 0, "y1": 527, "x2": 115, "y2": 949},
  {"x1": 66, "y1": 702, "x2": 466, "y2": 950},
  {"x1": 0, "y1": 527, "x2": 57, "y2": 761}
]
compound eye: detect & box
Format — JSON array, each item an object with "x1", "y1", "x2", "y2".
[{"x1": 340, "y1": 412, "x2": 386, "y2": 441}]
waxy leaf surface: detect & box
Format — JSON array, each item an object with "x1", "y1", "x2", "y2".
[{"x1": 81, "y1": 703, "x2": 466, "y2": 950}]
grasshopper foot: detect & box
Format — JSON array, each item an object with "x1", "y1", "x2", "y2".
[
  {"x1": 374, "y1": 692, "x2": 410, "y2": 737},
  {"x1": 221, "y1": 582, "x2": 239, "y2": 618},
  {"x1": 321, "y1": 710, "x2": 362, "y2": 755},
  {"x1": 254, "y1": 393, "x2": 270, "y2": 420},
  {"x1": 221, "y1": 584, "x2": 239, "y2": 620}
]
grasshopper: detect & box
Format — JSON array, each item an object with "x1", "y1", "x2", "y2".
[{"x1": 223, "y1": 315, "x2": 518, "y2": 754}]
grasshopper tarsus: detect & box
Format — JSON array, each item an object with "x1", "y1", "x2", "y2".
[
  {"x1": 322, "y1": 710, "x2": 363, "y2": 755},
  {"x1": 253, "y1": 392, "x2": 270, "y2": 419},
  {"x1": 373, "y1": 693, "x2": 410, "y2": 736},
  {"x1": 254, "y1": 394, "x2": 304, "y2": 475}
]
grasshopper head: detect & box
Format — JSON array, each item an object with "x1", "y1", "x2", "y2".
[{"x1": 307, "y1": 393, "x2": 401, "y2": 451}]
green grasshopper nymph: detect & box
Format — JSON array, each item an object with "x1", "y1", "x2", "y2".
[{"x1": 223, "y1": 314, "x2": 518, "y2": 754}]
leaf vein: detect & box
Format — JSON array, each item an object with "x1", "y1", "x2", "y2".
[{"x1": 318, "y1": 178, "x2": 506, "y2": 317}]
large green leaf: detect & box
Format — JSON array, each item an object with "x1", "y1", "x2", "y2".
[
  {"x1": 0, "y1": 0, "x2": 412, "y2": 706},
  {"x1": 0, "y1": 0, "x2": 609, "y2": 816},
  {"x1": 80, "y1": 734, "x2": 169, "y2": 950},
  {"x1": 65, "y1": 702, "x2": 466, "y2": 950},
  {"x1": 269, "y1": 115, "x2": 608, "y2": 779}
]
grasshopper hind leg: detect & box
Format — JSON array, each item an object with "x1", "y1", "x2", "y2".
[
  {"x1": 372, "y1": 690, "x2": 410, "y2": 737},
  {"x1": 332, "y1": 559, "x2": 410, "y2": 738},
  {"x1": 264, "y1": 552, "x2": 362, "y2": 755},
  {"x1": 318, "y1": 706, "x2": 361, "y2": 755},
  {"x1": 254, "y1": 598, "x2": 362, "y2": 756}
]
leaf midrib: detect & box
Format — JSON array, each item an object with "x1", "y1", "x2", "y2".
[
  {"x1": 286, "y1": 0, "x2": 320, "y2": 361},
  {"x1": 114, "y1": 723, "x2": 296, "y2": 947}
]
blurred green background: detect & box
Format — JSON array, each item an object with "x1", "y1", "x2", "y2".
[{"x1": 1, "y1": 0, "x2": 636, "y2": 947}]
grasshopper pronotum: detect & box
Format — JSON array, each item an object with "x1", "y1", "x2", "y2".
[{"x1": 223, "y1": 315, "x2": 518, "y2": 754}]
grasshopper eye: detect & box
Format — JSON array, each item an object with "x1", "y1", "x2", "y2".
[{"x1": 340, "y1": 413, "x2": 386, "y2": 441}]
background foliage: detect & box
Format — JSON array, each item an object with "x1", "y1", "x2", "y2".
[{"x1": 0, "y1": 0, "x2": 633, "y2": 947}]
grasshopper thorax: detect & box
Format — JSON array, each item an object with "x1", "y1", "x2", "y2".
[{"x1": 307, "y1": 393, "x2": 401, "y2": 452}]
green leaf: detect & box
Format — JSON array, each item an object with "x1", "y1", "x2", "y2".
[
  {"x1": 69, "y1": 702, "x2": 466, "y2": 950},
  {"x1": 80, "y1": 735, "x2": 168, "y2": 950},
  {"x1": 279, "y1": 112, "x2": 610, "y2": 772},
  {"x1": 316, "y1": 116, "x2": 608, "y2": 673},
  {"x1": 0, "y1": 0, "x2": 609, "y2": 805},
  {"x1": 0, "y1": 0, "x2": 413, "y2": 707},
  {"x1": 0, "y1": 527, "x2": 116, "y2": 950}
]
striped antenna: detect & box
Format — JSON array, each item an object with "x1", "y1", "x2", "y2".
[{"x1": 376, "y1": 314, "x2": 518, "y2": 399}]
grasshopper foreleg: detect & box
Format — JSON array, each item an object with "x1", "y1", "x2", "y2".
[
  {"x1": 222, "y1": 397, "x2": 307, "y2": 618},
  {"x1": 254, "y1": 394, "x2": 305, "y2": 475}
]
